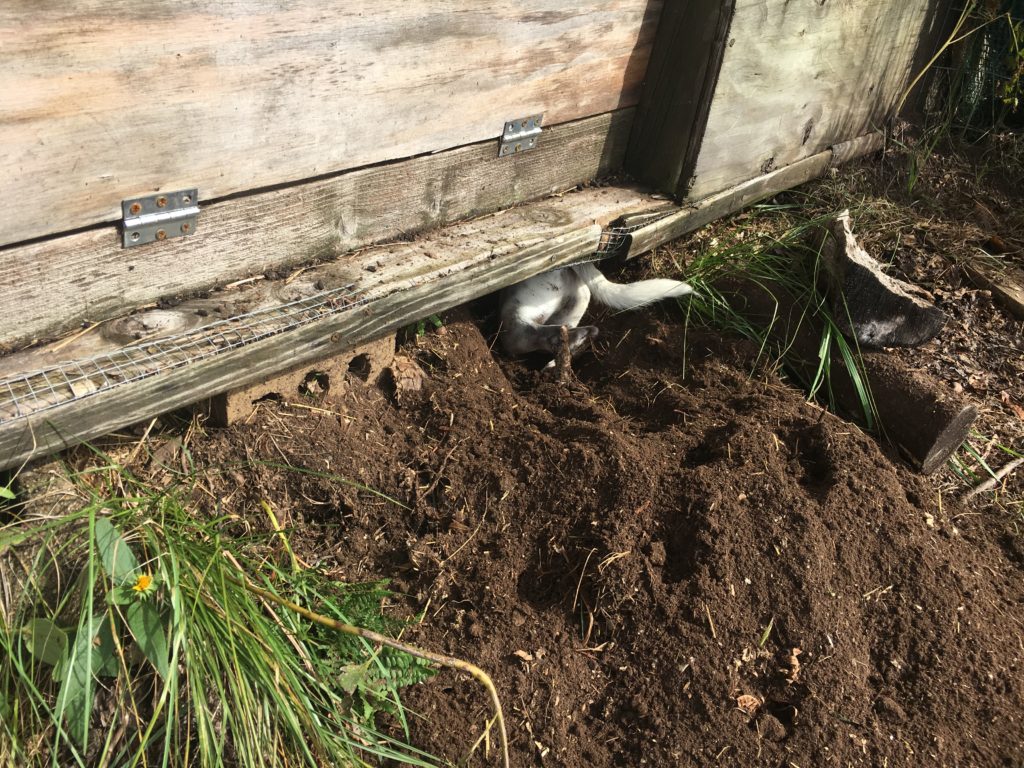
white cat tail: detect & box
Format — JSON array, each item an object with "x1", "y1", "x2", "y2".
[{"x1": 573, "y1": 262, "x2": 694, "y2": 311}]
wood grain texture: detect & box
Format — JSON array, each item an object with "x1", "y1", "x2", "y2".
[
  {"x1": 686, "y1": 0, "x2": 931, "y2": 200},
  {"x1": 0, "y1": 110, "x2": 633, "y2": 351},
  {"x1": 626, "y1": 150, "x2": 833, "y2": 257},
  {"x1": 0, "y1": 0, "x2": 660, "y2": 246},
  {"x1": 830, "y1": 131, "x2": 885, "y2": 167},
  {"x1": 0, "y1": 185, "x2": 656, "y2": 469},
  {"x1": 625, "y1": 0, "x2": 735, "y2": 196}
]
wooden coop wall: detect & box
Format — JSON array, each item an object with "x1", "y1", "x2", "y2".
[
  {"x1": 0, "y1": 0, "x2": 950, "y2": 470},
  {"x1": 0, "y1": 0, "x2": 661, "y2": 349},
  {"x1": 627, "y1": 0, "x2": 939, "y2": 199}
]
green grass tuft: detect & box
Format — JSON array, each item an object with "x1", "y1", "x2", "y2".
[{"x1": 0, "y1": 461, "x2": 438, "y2": 768}]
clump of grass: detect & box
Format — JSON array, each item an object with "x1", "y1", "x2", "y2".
[
  {"x1": 672, "y1": 203, "x2": 879, "y2": 428},
  {"x1": 0, "y1": 460, "x2": 442, "y2": 768}
]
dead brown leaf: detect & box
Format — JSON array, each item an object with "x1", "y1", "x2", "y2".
[
  {"x1": 781, "y1": 647, "x2": 803, "y2": 684},
  {"x1": 736, "y1": 694, "x2": 762, "y2": 717}
]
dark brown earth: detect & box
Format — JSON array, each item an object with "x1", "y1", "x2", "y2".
[
  {"x1": 47, "y1": 134, "x2": 1022, "y2": 766},
  {"x1": 182, "y1": 296, "x2": 1022, "y2": 767}
]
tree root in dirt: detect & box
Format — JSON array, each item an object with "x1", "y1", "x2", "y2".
[
  {"x1": 555, "y1": 325, "x2": 573, "y2": 383},
  {"x1": 961, "y1": 456, "x2": 1024, "y2": 500}
]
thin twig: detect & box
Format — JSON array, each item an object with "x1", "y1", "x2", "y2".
[
  {"x1": 962, "y1": 457, "x2": 1024, "y2": 500},
  {"x1": 704, "y1": 602, "x2": 718, "y2": 640},
  {"x1": 224, "y1": 566, "x2": 511, "y2": 768},
  {"x1": 571, "y1": 548, "x2": 596, "y2": 614},
  {"x1": 416, "y1": 439, "x2": 463, "y2": 508},
  {"x1": 50, "y1": 322, "x2": 101, "y2": 352}
]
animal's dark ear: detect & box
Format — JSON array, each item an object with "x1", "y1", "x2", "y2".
[{"x1": 567, "y1": 325, "x2": 598, "y2": 350}]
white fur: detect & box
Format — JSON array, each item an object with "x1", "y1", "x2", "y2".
[{"x1": 499, "y1": 262, "x2": 694, "y2": 360}]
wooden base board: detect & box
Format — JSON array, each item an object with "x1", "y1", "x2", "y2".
[
  {"x1": 624, "y1": 150, "x2": 834, "y2": 257},
  {"x1": 0, "y1": 131, "x2": 884, "y2": 471},
  {"x1": 0, "y1": 185, "x2": 656, "y2": 470},
  {"x1": 0, "y1": 109, "x2": 633, "y2": 352},
  {"x1": 622, "y1": 132, "x2": 884, "y2": 259}
]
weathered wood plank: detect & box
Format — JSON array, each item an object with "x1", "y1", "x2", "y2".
[
  {"x1": 625, "y1": 150, "x2": 833, "y2": 258},
  {"x1": 686, "y1": 0, "x2": 931, "y2": 200},
  {"x1": 625, "y1": 0, "x2": 736, "y2": 196},
  {"x1": 0, "y1": 1, "x2": 660, "y2": 246},
  {"x1": 0, "y1": 185, "x2": 655, "y2": 469},
  {"x1": 830, "y1": 132, "x2": 885, "y2": 167},
  {"x1": 965, "y1": 260, "x2": 1024, "y2": 320},
  {"x1": 0, "y1": 110, "x2": 633, "y2": 352}
]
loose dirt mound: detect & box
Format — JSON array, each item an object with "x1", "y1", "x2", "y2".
[{"x1": 194, "y1": 306, "x2": 1022, "y2": 767}]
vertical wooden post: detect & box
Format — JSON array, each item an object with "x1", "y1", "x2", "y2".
[{"x1": 624, "y1": 0, "x2": 736, "y2": 198}]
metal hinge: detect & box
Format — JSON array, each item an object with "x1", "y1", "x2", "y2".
[
  {"x1": 498, "y1": 115, "x2": 543, "y2": 157},
  {"x1": 121, "y1": 189, "x2": 199, "y2": 248}
]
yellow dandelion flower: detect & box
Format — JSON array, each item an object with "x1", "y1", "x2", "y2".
[{"x1": 132, "y1": 573, "x2": 153, "y2": 593}]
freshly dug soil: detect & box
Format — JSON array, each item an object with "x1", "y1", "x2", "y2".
[{"x1": 189, "y1": 304, "x2": 1023, "y2": 767}]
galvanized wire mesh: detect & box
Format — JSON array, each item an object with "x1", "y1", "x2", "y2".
[
  {"x1": 573, "y1": 208, "x2": 679, "y2": 265},
  {"x1": 925, "y1": 0, "x2": 1024, "y2": 130},
  {"x1": 0, "y1": 282, "x2": 369, "y2": 424},
  {"x1": 0, "y1": 210, "x2": 681, "y2": 424}
]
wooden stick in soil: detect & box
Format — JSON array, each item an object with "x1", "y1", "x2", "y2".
[
  {"x1": 224, "y1": 568, "x2": 510, "y2": 768},
  {"x1": 962, "y1": 457, "x2": 1024, "y2": 500},
  {"x1": 556, "y1": 325, "x2": 573, "y2": 383}
]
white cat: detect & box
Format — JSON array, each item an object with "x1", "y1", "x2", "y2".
[{"x1": 499, "y1": 262, "x2": 695, "y2": 364}]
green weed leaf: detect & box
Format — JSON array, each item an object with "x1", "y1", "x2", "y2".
[
  {"x1": 339, "y1": 661, "x2": 371, "y2": 695},
  {"x1": 126, "y1": 601, "x2": 169, "y2": 679},
  {"x1": 22, "y1": 618, "x2": 68, "y2": 666},
  {"x1": 57, "y1": 613, "x2": 101, "y2": 749},
  {"x1": 0, "y1": 484, "x2": 15, "y2": 500},
  {"x1": 94, "y1": 517, "x2": 140, "y2": 582}
]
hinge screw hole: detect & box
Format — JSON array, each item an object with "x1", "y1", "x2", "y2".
[{"x1": 130, "y1": 231, "x2": 141, "y2": 242}]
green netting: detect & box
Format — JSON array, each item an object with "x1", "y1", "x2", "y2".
[{"x1": 928, "y1": 0, "x2": 1024, "y2": 131}]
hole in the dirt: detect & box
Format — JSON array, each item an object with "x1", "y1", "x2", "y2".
[
  {"x1": 299, "y1": 370, "x2": 330, "y2": 396},
  {"x1": 347, "y1": 354, "x2": 371, "y2": 382},
  {"x1": 797, "y1": 448, "x2": 832, "y2": 485},
  {"x1": 253, "y1": 392, "x2": 283, "y2": 404},
  {"x1": 765, "y1": 699, "x2": 799, "y2": 728},
  {"x1": 785, "y1": 425, "x2": 834, "y2": 497},
  {"x1": 685, "y1": 423, "x2": 737, "y2": 467},
  {"x1": 661, "y1": 506, "x2": 707, "y2": 584}
]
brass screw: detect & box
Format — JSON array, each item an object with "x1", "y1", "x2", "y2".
[
  {"x1": 181, "y1": 222, "x2": 190, "y2": 233},
  {"x1": 129, "y1": 202, "x2": 142, "y2": 215},
  {"x1": 156, "y1": 196, "x2": 168, "y2": 208},
  {"x1": 155, "y1": 229, "x2": 167, "y2": 240}
]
